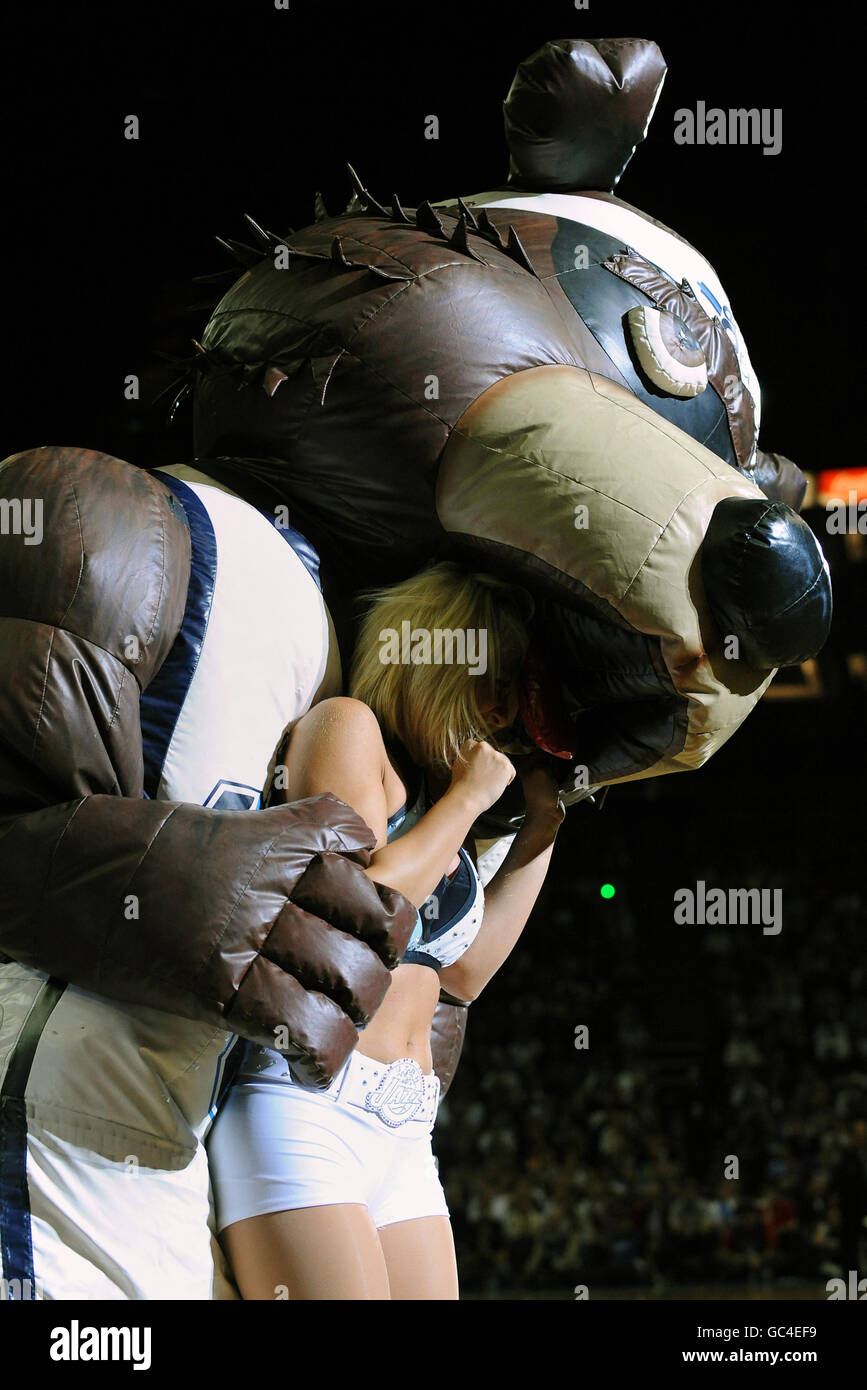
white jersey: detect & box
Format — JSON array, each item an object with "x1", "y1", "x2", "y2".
[{"x1": 0, "y1": 472, "x2": 329, "y2": 1300}]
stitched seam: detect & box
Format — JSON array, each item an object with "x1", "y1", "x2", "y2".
[
  {"x1": 21, "y1": 1098, "x2": 198, "y2": 1156},
  {"x1": 619, "y1": 476, "x2": 718, "y2": 605},
  {"x1": 447, "y1": 424, "x2": 663, "y2": 527},
  {"x1": 586, "y1": 369, "x2": 740, "y2": 474},
  {"x1": 35, "y1": 799, "x2": 88, "y2": 959},
  {"x1": 141, "y1": 482, "x2": 169, "y2": 648},
  {"x1": 8, "y1": 616, "x2": 147, "y2": 670},
  {"x1": 771, "y1": 563, "x2": 826, "y2": 619},
  {"x1": 56, "y1": 461, "x2": 85, "y2": 628},
  {"x1": 327, "y1": 232, "x2": 421, "y2": 277},
  {"x1": 189, "y1": 817, "x2": 299, "y2": 988},
  {"x1": 218, "y1": 264, "x2": 500, "y2": 440},
  {"x1": 106, "y1": 664, "x2": 130, "y2": 734},
  {"x1": 93, "y1": 802, "x2": 180, "y2": 993},
  {"x1": 734, "y1": 550, "x2": 826, "y2": 632},
  {"x1": 29, "y1": 628, "x2": 55, "y2": 761}
]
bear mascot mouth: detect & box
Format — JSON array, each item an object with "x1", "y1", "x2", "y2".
[{"x1": 516, "y1": 645, "x2": 577, "y2": 763}]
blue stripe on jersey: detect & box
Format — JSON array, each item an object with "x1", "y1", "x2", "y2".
[
  {"x1": 255, "y1": 509, "x2": 322, "y2": 592},
  {"x1": 140, "y1": 477, "x2": 218, "y2": 799},
  {"x1": 0, "y1": 1098, "x2": 34, "y2": 1297},
  {"x1": 0, "y1": 977, "x2": 66, "y2": 1299},
  {"x1": 208, "y1": 1035, "x2": 243, "y2": 1120}
]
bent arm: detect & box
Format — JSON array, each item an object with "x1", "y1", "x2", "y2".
[
  {"x1": 440, "y1": 809, "x2": 562, "y2": 1002},
  {"x1": 362, "y1": 790, "x2": 485, "y2": 908},
  {"x1": 274, "y1": 697, "x2": 486, "y2": 910}
]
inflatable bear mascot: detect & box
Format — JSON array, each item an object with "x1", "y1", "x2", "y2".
[{"x1": 0, "y1": 37, "x2": 831, "y2": 1299}]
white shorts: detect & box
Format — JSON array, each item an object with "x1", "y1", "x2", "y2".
[{"x1": 207, "y1": 1048, "x2": 449, "y2": 1232}]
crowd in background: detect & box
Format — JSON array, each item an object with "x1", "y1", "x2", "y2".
[{"x1": 434, "y1": 823, "x2": 867, "y2": 1296}]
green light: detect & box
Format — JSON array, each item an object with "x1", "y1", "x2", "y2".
[{"x1": 600, "y1": 883, "x2": 616, "y2": 900}]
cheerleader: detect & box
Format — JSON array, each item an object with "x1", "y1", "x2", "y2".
[{"x1": 207, "y1": 561, "x2": 565, "y2": 1299}]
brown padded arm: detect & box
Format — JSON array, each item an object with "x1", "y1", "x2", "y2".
[
  {"x1": 0, "y1": 445, "x2": 416, "y2": 1087},
  {"x1": 0, "y1": 792, "x2": 415, "y2": 1088}
]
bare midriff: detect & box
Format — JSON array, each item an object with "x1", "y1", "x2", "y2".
[{"x1": 356, "y1": 963, "x2": 442, "y2": 1074}]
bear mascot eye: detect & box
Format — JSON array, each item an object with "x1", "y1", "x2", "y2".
[{"x1": 627, "y1": 307, "x2": 708, "y2": 398}]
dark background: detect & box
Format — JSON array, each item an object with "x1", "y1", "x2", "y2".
[{"x1": 3, "y1": 1, "x2": 863, "y2": 1297}]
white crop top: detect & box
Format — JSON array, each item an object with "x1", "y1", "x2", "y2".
[{"x1": 386, "y1": 779, "x2": 485, "y2": 974}]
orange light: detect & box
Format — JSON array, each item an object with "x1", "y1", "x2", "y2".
[{"x1": 817, "y1": 468, "x2": 867, "y2": 506}]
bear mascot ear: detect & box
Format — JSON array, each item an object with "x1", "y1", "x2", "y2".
[
  {"x1": 701, "y1": 499, "x2": 833, "y2": 670},
  {"x1": 503, "y1": 37, "x2": 668, "y2": 193}
]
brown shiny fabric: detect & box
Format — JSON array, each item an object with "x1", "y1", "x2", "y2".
[
  {"x1": 751, "y1": 449, "x2": 808, "y2": 511},
  {"x1": 430, "y1": 1000, "x2": 469, "y2": 1099},
  {"x1": 602, "y1": 249, "x2": 758, "y2": 471},
  {"x1": 454, "y1": 204, "x2": 636, "y2": 389},
  {"x1": 504, "y1": 38, "x2": 668, "y2": 193},
  {"x1": 0, "y1": 446, "x2": 417, "y2": 1087},
  {"x1": 193, "y1": 209, "x2": 594, "y2": 589}
]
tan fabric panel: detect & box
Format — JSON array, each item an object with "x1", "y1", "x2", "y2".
[{"x1": 437, "y1": 365, "x2": 775, "y2": 782}]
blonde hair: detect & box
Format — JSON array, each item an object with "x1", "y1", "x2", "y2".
[{"x1": 348, "y1": 560, "x2": 533, "y2": 773}]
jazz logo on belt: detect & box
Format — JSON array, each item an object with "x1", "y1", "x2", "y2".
[{"x1": 364, "y1": 1058, "x2": 426, "y2": 1127}]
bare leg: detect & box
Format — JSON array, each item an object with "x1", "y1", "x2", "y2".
[
  {"x1": 221, "y1": 1204, "x2": 391, "y2": 1300},
  {"x1": 378, "y1": 1216, "x2": 459, "y2": 1300}
]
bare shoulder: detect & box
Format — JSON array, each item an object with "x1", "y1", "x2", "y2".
[
  {"x1": 282, "y1": 696, "x2": 390, "y2": 834},
  {"x1": 290, "y1": 696, "x2": 385, "y2": 761},
  {"x1": 300, "y1": 696, "x2": 381, "y2": 736}
]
